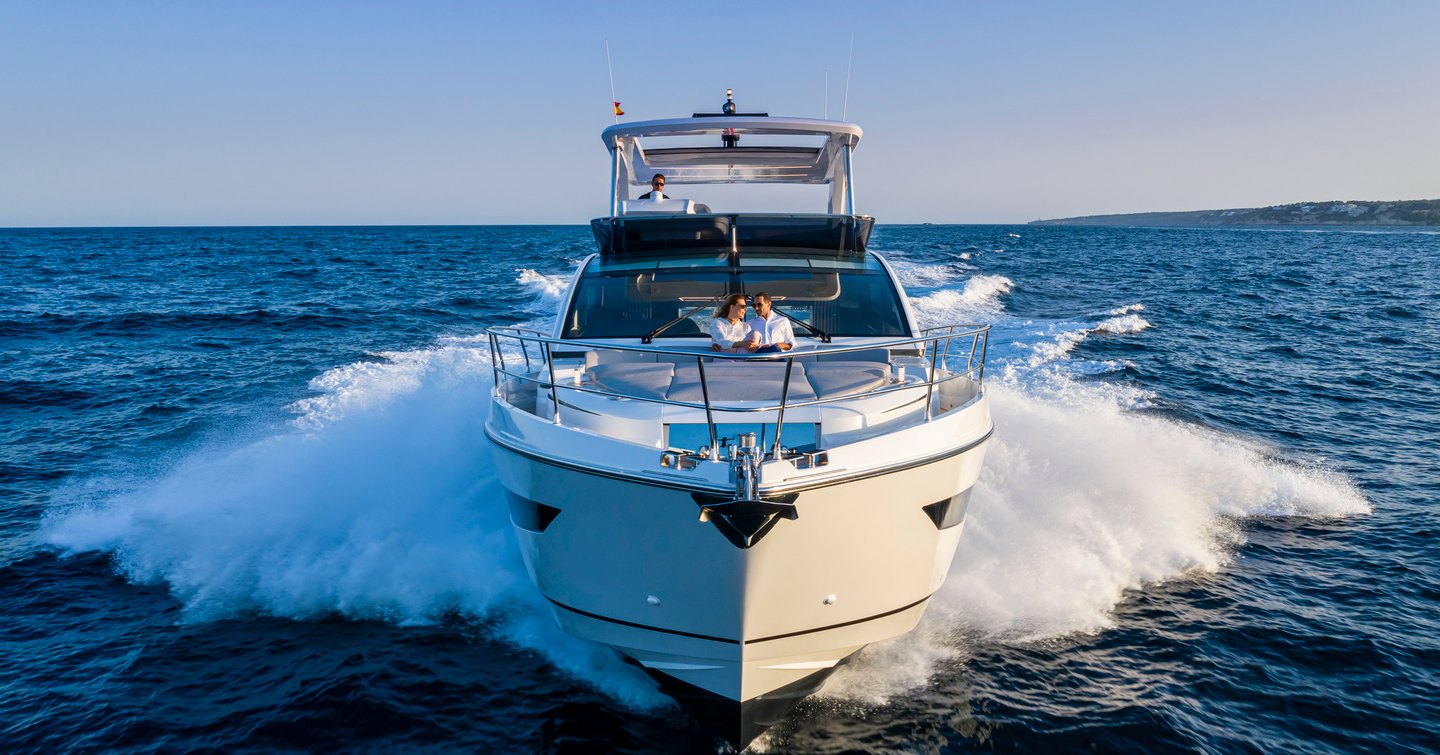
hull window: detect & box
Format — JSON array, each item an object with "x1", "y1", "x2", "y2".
[
  {"x1": 508, "y1": 493, "x2": 562, "y2": 533},
  {"x1": 922, "y1": 488, "x2": 973, "y2": 530}
]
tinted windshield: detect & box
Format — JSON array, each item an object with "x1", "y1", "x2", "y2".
[{"x1": 561, "y1": 255, "x2": 911, "y2": 340}]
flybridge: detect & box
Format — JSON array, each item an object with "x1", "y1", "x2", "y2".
[{"x1": 602, "y1": 91, "x2": 863, "y2": 216}]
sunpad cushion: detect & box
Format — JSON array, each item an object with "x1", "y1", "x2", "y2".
[
  {"x1": 813, "y1": 348, "x2": 890, "y2": 364},
  {"x1": 588, "y1": 363, "x2": 676, "y2": 399},
  {"x1": 667, "y1": 362, "x2": 817, "y2": 403},
  {"x1": 804, "y1": 361, "x2": 890, "y2": 397}
]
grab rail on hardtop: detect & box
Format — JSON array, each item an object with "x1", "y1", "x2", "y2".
[{"x1": 486, "y1": 324, "x2": 989, "y2": 462}]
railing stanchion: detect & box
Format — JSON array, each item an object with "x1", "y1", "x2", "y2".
[
  {"x1": 980, "y1": 329, "x2": 989, "y2": 385},
  {"x1": 771, "y1": 355, "x2": 794, "y2": 459},
  {"x1": 495, "y1": 333, "x2": 508, "y2": 375},
  {"x1": 924, "y1": 337, "x2": 939, "y2": 421},
  {"x1": 489, "y1": 332, "x2": 502, "y2": 394},
  {"x1": 544, "y1": 341, "x2": 561, "y2": 424},
  {"x1": 696, "y1": 356, "x2": 718, "y2": 458}
]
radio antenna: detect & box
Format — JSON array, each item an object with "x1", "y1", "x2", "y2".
[
  {"x1": 605, "y1": 39, "x2": 619, "y2": 124},
  {"x1": 824, "y1": 69, "x2": 829, "y2": 119},
  {"x1": 842, "y1": 34, "x2": 854, "y2": 120}
]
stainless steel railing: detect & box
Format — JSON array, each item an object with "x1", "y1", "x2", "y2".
[{"x1": 486, "y1": 324, "x2": 989, "y2": 460}]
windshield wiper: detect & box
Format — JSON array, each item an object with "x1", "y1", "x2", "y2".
[
  {"x1": 642, "y1": 295, "x2": 724, "y2": 344},
  {"x1": 772, "y1": 306, "x2": 831, "y2": 343}
]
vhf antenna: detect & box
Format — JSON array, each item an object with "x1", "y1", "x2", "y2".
[
  {"x1": 605, "y1": 39, "x2": 619, "y2": 124},
  {"x1": 842, "y1": 34, "x2": 854, "y2": 120}
]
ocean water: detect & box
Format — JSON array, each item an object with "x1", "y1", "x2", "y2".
[{"x1": 2, "y1": 224, "x2": 1437, "y2": 752}]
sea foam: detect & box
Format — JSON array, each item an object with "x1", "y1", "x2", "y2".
[
  {"x1": 814, "y1": 259, "x2": 1366, "y2": 704},
  {"x1": 821, "y1": 382, "x2": 1369, "y2": 703},
  {"x1": 41, "y1": 267, "x2": 670, "y2": 708}
]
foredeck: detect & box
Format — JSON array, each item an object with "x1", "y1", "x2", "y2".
[{"x1": 486, "y1": 327, "x2": 989, "y2": 462}]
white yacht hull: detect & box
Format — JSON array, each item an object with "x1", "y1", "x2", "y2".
[
  {"x1": 481, "y1": 103, "x2": 997, "y2": 747},
  {"x1": 487, "y1": 395, "x2": 990, "y2": 747}
]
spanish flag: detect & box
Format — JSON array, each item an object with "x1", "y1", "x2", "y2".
[{"x1": 613, "y1": 101, "x2": 624, "y2": 116}]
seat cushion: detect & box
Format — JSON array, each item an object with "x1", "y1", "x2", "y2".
[
  {"x1": 804, "y1": 361, "x2": 890, "y2": 398},
  {"x1": 667, "y1": 362, "x2": 817, "y2": 403},
  {"x1": 814, "y1": 348, "x2": 890, "y2": 364},
  {"x1": 588, "y1": 363, "x2": 676, "y2": 400}
]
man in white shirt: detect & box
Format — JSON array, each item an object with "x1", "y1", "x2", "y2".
[{"x1": 747, "y1": 292, "x2": 795, "y2": 354}]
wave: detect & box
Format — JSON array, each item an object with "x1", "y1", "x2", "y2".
[
  {"x1": 1270, "y1": 227, "x2": 1440, "y2": 235},
  {"x1": 1094, "y1": 312, "x2": 1152, "y2": 335},
  {"x1": 39, "y1": 336, "x2": 669, "y2": 710},
  {"x1": 820, "y1": 382, "x2": 1369, "y2": 703},
  {"x1": 2, "y1": 309, "x2": 355, "y2": 337},
  {"x1": 886, "y1": 258, "x2": 975, "y2": 289},
  {"x1": 516, "y1": 268, "x2": 573, "y2": 319},
  {"x1": 0, "y1": 380, "x2": 99, "y2": 408},
  {"x1": 907, "y1": 275, "x2": 1015, "y2": 321},
  {"x1": 40, "y1": 266, "x2": 669, "y2": 709}
]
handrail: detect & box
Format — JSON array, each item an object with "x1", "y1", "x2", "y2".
[
  {"x1": 496, "y1": 364, "x2": 981, "y2": 414},
  {"x1": 511, "y1": 326, "x2": 547, "y2": 372},
  {"x1": 489, "y1": 325, "x2": 988, "y2": 362},
  {"x1": 487, "y1": 324, "x2": 990, "y2": 459}
]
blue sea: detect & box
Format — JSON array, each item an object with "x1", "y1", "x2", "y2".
[{"x1": 2, "y1": 224, "x2": 1437, "y2": 753}]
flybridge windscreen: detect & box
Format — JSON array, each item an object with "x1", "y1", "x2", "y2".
[{"x1": 590, "y1": 215, "x2": 872, "y2": 256}]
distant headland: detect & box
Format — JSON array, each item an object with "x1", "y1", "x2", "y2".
[{"x1": 1029, "y1": 199, "x2": 1440, "y2": 227}]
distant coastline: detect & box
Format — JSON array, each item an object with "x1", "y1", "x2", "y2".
[{"x1": 1029, "y1": 198, "x2": 1440, "y2": 227}]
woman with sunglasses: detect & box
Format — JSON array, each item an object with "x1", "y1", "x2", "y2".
[{"x1": 709, "y1": 294, "x2": 760, "y2": 353}]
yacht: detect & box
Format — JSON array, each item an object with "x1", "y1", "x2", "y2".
[{"x1": 485, "y1": 93, "x2": 993, "y2": 749}]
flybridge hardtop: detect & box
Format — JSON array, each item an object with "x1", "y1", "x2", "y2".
[
  {"x1": 595, "y1": 94, "x2": 870, "y2": 258},
  {"x1": 602, "y1": 116, "x2": 862, "y2": 185},
  {"x1": 601, "y1": 92, "x2": 863, "y2": 217}
]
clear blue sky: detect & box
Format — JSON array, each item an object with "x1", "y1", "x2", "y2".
[{"x1": 4, "y1": 1, "x2": 1438, "y2": 226}]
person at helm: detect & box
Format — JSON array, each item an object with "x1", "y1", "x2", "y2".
[{"x1": 638, "y1": 174, "x2": 668, "y2": 200}]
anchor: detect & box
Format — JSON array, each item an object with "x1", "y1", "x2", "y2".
[{"x1": 694, "y1": 432, "x2": 799, "y2": 549}]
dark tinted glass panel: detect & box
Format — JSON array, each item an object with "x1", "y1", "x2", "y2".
[
  {"x1": 773, "y1": 272, "x2": 908, "y2": 337},
  {"x1": 735, "y1": 216, "x2": 855, "y2": 251},
  {"x1": 610, "y1": 216, "x2": 731, "y2": 254},
  {"x1": 562, "y1": 261, "x2": 909, "y2": 339},
  {"x1": 562, "y1": 272, "x2": 729, "y2": 339},
  {"x1": 591, "y1": 215, "x2": 873, "y2": 256}
]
